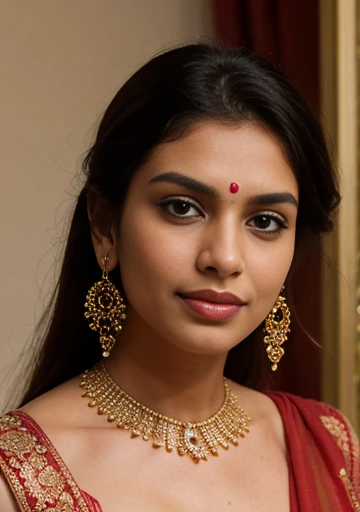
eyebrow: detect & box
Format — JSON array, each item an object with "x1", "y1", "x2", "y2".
[
  {"x1": 149, "y1": 172, "x2": 298, "y2": 208},
  {"x1": 248, "y1": 192, "x2": 298, "y2": 208},
  {"x1": 149, "y1": 172, "x2": 218, "y2": 197}
]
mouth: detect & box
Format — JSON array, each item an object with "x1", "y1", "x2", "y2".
[{"x1": 177, "y1": 289, "x2": 246, "y2": 321}]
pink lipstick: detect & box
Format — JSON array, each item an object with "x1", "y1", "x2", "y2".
[{"x1": 178, "y1": 289, "x2": 245, "y2": 321}]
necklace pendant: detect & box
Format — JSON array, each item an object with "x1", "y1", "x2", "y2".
[{"x1": 183, "y1": 426, "x2": 207, "y2": 460}]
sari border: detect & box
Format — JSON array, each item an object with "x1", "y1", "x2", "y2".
[{"x1": 0, "y1": 410, "x2": 93, "y2": 512}]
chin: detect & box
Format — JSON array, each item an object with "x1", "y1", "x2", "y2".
[{"x1": 168, "y1": 331, "x2": 241, "y2": 357}]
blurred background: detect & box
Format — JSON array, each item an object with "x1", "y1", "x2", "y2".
[{"x1": 0, "y1": 0, "x2": 358, "y2": 430}]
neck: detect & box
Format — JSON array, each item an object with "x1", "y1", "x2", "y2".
[{"x1": 105, "y1": 322, "x2": 228, "y2": 423}]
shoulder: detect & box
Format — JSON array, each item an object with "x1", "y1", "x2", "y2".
[
  {"x1": 267, "y1": 390, "x2": 357, "y2": 430},
  {"x1": 228, "y1": 382, "x2": 289, "y2": 454},
  {"x1": 267, "y1": 390, "x2": 358, "y2": 437},
  {"x1": 0, "y1": 475, "x2": 18, "y2": 511},
  {"x1": 19, "y1": 375, "x2": 87, "y2": 428},
  {"x1": 268, "y1": 391, "x2": 359, "y2": 478},
  {"x1": 0, "y1": 376, "x2": 92, "y2": 477}
]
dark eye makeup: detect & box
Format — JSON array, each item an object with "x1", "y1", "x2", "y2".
[
  {"x1": 159, "y1": 198, "x2": 202, "y2": 218},
  {"x1": 158, "y1": 197, "x2": 289, "y2": 236}
]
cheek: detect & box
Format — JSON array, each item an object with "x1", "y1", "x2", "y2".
[
  {"x1": 252, "y1": 245, "x2": 293, "y2": 279},
  {"x1": 246, "y1": 235, "x2": 295, "y2": 305},
  {"x1": 117, "y1": 214, "x2": 193, "y2": 301}
]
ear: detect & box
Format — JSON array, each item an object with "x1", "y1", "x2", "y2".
[{"x1": 87, "y1": 190, "x2": 119, "y2": 271}]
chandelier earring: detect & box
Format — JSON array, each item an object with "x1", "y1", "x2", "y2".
[
  {"x1": 84, "y1": 255, "x2": 127, "y2": 357},
  {"x1": 263, "y1": 286, "x2": 291, "y2": 371}
]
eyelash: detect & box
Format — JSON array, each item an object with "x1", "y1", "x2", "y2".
[
  {"x1": 248, "y1": 213, "x2": 288, "y2": 236},
  {"x1": 159, "y1": 197, "x2": 202, "y2": 219},
  {"x1": 159, "y1": 197, "x2": 288, "y2": 235}
]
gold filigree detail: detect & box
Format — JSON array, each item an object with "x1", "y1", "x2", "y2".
[
  {"x1": 263, "y1": 290, "x2": 291, "y2": 371},
  {"x1": 0, "y1": 430, "x2": 37, "y2": 459},
  {"x1": 339, "y1": 468, "x2": 360, "y2": 511},
  {"x1": 19, "y1": 460, "x2": 64, "y2": 506},
  {"x1": 320, "y1": 415, "x2": 350, "y2": 457},
  {"x1": 45, "y1": 491, "x2": 74, "y2": 512},
  {"x1": 0, "y1": 415, "x2": 22, "y2": 429},
  {"x1": 84, "y1": 270, "x2": 127, "y2": 357},
  {"x1": 321, "y1": 414, "x2": 360, "y2": 510},
  {"x1": 29, "y1": 453, "x2": 47, "y2": 470}
]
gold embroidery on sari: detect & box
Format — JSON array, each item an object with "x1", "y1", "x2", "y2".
[
  {"x1": 344, "y1": 415, "x2": 360, "y2": 493},
  {"x1": 339, "y1": 468, "x2": 360, "y2": 511},
  {"x1": 320, "y1": 414, "x2": 360, "y2": 511},
  {"x1": 0, "y1": 413, "x2": 90, "y2": 512}
]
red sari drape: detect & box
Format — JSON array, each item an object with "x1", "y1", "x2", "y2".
[{"x1": 269, "y1": 392, "x2": 360, "y2": 510}]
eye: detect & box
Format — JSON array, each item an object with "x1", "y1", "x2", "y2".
[
  {"x1": 159, "y1": 198, "x2": 203, "y2": 219},
  {"x1": 247, "y1": 213, "x2": 287, "y2": 235}
]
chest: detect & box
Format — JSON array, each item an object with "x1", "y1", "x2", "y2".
[
  {"x1": 90, "y1": 474, "x2": 290, "y2": 512},
  {"x1": 73, "y1": 435, "x2": 291, "y2": 512}
]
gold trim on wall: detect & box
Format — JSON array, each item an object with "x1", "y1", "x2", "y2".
[
  {"x1": 337, "y1": 0, "x2": 358, "y2": 427},
  {"x1": 320, "y1": 0, "x2": 359, "y2": 429}
]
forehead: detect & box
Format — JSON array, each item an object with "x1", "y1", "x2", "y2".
[{"x1": 140, "y1": 121, "x2": 299, "y2": 198}]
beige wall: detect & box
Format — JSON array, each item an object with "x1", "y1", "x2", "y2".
[{"x1": 0, "y1": 1, "x2": 213, "y2": 409}]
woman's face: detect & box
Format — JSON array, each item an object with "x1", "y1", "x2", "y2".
[{"x1": 112, "y1": 121, "x2": 298, "y2": 355}]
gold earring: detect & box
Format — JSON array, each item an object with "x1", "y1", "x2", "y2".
[
  {"x1": 85, "y1": 256, "x2": 126, "y2": 357},
  {"x1": 263, "y1": 287, "x2": 291, "y2": 371}
]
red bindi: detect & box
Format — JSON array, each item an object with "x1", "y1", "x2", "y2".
[{"x1": 229, "y1": 183, "x2": 239, "y2": 194}]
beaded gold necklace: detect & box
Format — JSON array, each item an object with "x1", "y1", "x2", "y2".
[{"x1": 80, "y1": 362, "x2": 251, "y2": 462}]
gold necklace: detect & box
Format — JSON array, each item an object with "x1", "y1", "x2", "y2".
[{"x1": 80, "y1": 362, "x2": 251, "y2": 462}]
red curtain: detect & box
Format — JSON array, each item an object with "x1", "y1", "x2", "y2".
[
  {"x1": 212, "y1": 0, "x2": 322, "y2": 399},
  {"x1": 213, "y1": 0, "x2": 319, "y2": 112}
]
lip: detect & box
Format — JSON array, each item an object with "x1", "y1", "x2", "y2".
[
  {"x1": 177, "y1": 289, "x2": 245, "y2": 321},
  {"x1": 179, "y1": 289, "x2": 244, "y2": 305}
]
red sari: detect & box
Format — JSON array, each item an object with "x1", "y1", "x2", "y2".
[
  {"x1": 0, "y1": 393, "x2": 359, "y2": 511},
  {"x1": 268, "y1": 392, "x2": 360, "y2": 511}
]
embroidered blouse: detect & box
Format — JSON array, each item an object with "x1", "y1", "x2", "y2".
[{"x1": 0, "y1": 392, "x2": 359, "y2": 511}]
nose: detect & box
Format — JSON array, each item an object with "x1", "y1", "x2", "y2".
[{"x1": 195, "y1": 218, "x2": 245, "y2": 279}]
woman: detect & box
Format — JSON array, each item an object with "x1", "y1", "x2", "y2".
[{"x1": 0, "y1": 43, "x2": 358, "y2": 511}]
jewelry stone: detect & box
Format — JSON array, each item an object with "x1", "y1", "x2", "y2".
[{"x1": 230, "y1": 183, "x2": 239, "y2": 193}]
